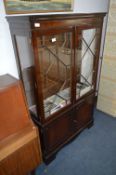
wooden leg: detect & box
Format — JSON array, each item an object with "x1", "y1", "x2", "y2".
[
  {"x1": 44, "y1": 154, "x2": 56, "y2": 165},
  {"x1": 87, "y1": 120, "x2": 94, "y2": 129},
  {"x1": 30, "y1": 169, "x2": 36, "y2": 175}
]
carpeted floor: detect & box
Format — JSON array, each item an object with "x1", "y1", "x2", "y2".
[{"x1": 36, "y1": 109, "x2": 116, "y2": 175}]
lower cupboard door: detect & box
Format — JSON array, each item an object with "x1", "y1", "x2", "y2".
[
  {"x1": 43, "y1": 111, "x2": 73, "y2": 153},
  {"x1": 74, "y1": 94, "x2": 95, "y2": 130}
]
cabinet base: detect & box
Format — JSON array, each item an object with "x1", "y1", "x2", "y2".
[
  {"x1": 43, "y1": 120, "x2": 94, "y2": 164},
  {"x1": 87, "y1": 120, "x2": 94, "y2": 129},
  {"x1": 44, "y1": 154, "x2": 56, "y2": 165}
]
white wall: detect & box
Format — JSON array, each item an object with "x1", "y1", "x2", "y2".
[
  {"x1": 74, "y1": 0, "x2": 109, "y2": 13},
  {"x1": 0, "y1": 0, "x2": 18, "y2": 78},
  {"x1": 0, "y1": 0, "x2": 110, "y2": 78}
]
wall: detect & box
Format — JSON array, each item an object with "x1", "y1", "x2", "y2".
[
  {"x1": 74, "y1": 0, "x2": 109, "y2": 13},
  {"x1": 0, "y1": 0, "x2": 18, "y2": 77},
  {"x1": 0, "y1": 0, "x2": 109, "y2": 78},
  {"x1": 97, "y1": 0, "x2": 116, "y2": 117}
]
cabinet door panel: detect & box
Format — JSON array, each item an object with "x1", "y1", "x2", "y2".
[
  {"x1": 43, "y1": 111, "x2": 73, "y2": 152},
  {"x1": 75, "y1": 27, "x2": 101, "y2": 100},
  {"x1": 74, "y1": 94, "x2": 94, "y2": 130},
  {"x1": 34, "y1": 31, "x2": 74, "y2": 120}
]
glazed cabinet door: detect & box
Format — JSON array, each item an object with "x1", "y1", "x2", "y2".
[
  {"x1": 32, "y1": 28, "x2": 74, "y2": 122},
  {"x1": 75, "y1": 26, "x2": 102, "y2": 100},
  {"x1": 14, "y1": 35, "x2": 37, "y2": 109},
  {"x1": 73, "y1": 94, "x2": 95, "y2": 131}
]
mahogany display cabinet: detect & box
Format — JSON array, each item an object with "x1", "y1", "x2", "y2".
[{"x1": 7, "y1": 13, "x2": 106, "y2": 163}]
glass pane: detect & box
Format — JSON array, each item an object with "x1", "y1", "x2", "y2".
[
  {"x1": 76, "y1": 28, "x2": 99, "y2": 98},
  {"x1": 37, "y1": 33, "x2": 72, "y2": 118},
  {"x1": 15, "y1": 36, "x2": 37, "y2": 109}
]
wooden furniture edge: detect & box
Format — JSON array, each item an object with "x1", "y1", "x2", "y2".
[{"x1": 0, "y1": 122, "x2": 39, "y2": 161}]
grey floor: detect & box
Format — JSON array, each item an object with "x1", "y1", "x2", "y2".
[{"x1": 36, "y1": 109, "x2": 116, "y2": 175}]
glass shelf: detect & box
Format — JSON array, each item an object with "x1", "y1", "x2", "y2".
[{"x1": 44, "y1": 88, "x2": 70, "y2": 117}]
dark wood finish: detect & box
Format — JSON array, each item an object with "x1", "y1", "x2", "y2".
[
  {"x1": 30, "y1": 14, "x2": 105, "y2": 163},
  {"x1": 43, "y1": 110, "x2": 73, "y2": 153},
  {"x1": 30, "y1": 14, "x2": 105, "y2": 124},
  {"x1": 7, "y1": 13, "x2": 106, "y2": 163},
  {"x1": 30, "y1": 13, "x2": 105, "y2": 30},
  {"x1": 73, "y1": 94, "x2": 95, "y2": 131}
]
